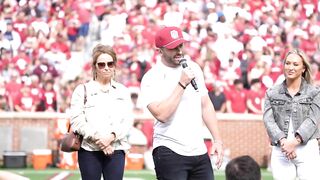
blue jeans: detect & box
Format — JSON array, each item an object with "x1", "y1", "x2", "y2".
[
  {"x1": 78, "y1": 148, "x2": 125, "y2": 180},
  {"x1": 153, "y1": 146, "x2": 214, "y2": 180},
  {"x1": 78, "y1": 23, "x2": 89, "y2": 37}
]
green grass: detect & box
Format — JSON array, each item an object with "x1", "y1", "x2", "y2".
[{"x1": 2, "y1": 168, "x2": 273, "y2": 180}]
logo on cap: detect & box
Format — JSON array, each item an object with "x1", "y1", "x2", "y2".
[
  {"x1": 155, "y1": 26, "x2": 187, "y2": 49},
  {"x1": 170, "y1": 30, "x2": 179, "y2": 39}
]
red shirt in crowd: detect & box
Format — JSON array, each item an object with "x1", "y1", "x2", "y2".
[
  {"x1": 40, "y1": 89, "x2": 57, "y2": 112},
  {"x1": 38, "y1": 80, "x2": 57, "y2": 112},
  {"x1": 29, "y1": 83, "x2": 43, "y2": 106},
  {"x1": 225, "y1": 86, "x2": 247, "y2": 113},
  {"x1": 0, "y1": 56, "x2": 10, "y2": 71},
  {"x1": 300, "y1": 36, "x2": 318, "y2": 58},
  {"x1": 246, "y1": 89, "x2": 265, "y2": 114},
  {"x1": 5, "y1": 78, "x2": 22, "y2": 98},
  {"x1": 14, "y1": 86, "x2": 36, "y2": 112},
  {"x1": 11, "y1": 50, "x2": 32, "y2": 75},
  {"x1": 51, "y1": 35, "x2": 71, "y2": 59}
]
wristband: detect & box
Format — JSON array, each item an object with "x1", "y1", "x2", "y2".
[{"x1": 178, "y1": 82, "x2": 186, "y2": 89}]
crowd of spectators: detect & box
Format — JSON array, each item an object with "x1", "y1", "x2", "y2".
[{"x1": 0, "y1": 0, "x2": 319, "y2": 115}]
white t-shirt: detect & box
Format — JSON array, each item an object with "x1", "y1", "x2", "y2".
[{"x1": 140, "y1": 59, "x2": 208, "y2": 156}]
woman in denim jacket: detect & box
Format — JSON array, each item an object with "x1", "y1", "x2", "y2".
[{"x1": 263, "y1": 49, "x2": 320, "y2": 180}]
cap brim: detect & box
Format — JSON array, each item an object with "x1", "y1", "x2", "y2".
[{"x1": 163, "y1": 38, "x2": 187, "y2": 49}]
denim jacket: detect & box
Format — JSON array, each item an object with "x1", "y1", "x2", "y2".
[{"x1": 263, "y1": 79, "x2": 320, "y2": 146}]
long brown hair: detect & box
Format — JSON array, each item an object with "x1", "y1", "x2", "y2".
[
  {"x1": 284, "y1": 49, "x2": 312, "y2": 84},
  {"x1": 91, "y1": 44, "x2": 117, "y2": 80}
]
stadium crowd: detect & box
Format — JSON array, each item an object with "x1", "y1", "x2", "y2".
[{"x1": 0, "y1": 0, "x2": 319, "y2": 115}]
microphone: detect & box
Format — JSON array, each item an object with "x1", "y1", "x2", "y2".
[{"x1": 179, "y1": 59, "x2": 198, "y2": 90}]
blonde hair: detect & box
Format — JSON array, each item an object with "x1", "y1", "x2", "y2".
[{"x1": 284, "y1": 49, "x2": 312, "y2": 84}]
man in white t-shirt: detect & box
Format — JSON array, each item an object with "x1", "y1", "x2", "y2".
[{"x1": 140, "y1": 26, "x2": 224, "y2": 180}]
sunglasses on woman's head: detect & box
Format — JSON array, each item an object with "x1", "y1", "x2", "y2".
[{"x1": 97, "y1": 62, "x2": 115, "y2": 69}]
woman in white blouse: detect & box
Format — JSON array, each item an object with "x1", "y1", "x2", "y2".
[{"x1": 70, "y1": 44, "x2": 133, "y2": 180}]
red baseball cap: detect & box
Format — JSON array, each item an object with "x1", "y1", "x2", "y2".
[{"x1": 155, "y1": 26, "x2": 186, "y2": 49}]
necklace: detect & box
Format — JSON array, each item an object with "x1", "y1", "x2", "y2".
[
  {"x1": 100, "y1": 85, "x2": 110, "y2": 93},
  {"x1": 287, "y1": 86, "x2": 300, "y2": 97},
  {"x1": 95, "y1": 79, "x2": 111, "y2": 93},
  {"x1": 100, "y1": 89, "x2": 109, "y2": 93}
]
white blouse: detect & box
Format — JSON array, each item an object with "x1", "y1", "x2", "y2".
[{"x1": 70, "y1": 80, "x2": 133, "y2": 151}]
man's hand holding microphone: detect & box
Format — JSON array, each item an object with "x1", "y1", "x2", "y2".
[{"x1": 179, "y1": 59, "x2": 198, "y2": 91}]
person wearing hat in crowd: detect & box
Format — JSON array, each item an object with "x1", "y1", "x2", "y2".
[{"x1": 140, "y1": 26, "x2": 224, "y2": 180}]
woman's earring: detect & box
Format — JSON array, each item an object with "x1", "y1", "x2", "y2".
[{"x1": 113, "y1": 70, "x2": 116, "y2": 80}]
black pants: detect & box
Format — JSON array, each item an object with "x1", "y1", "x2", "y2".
[
  {"x1": 153, "y1": 146, "x2": 214, "y2": 180},
  {"x1": 78, "y1": 148, "x2": 125, "y2": 180}
]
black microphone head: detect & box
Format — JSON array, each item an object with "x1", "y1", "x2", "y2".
[
  {"x1": 179, "y1": 58, "x2": 187, "y2": 68},
  {"x1": 179, "y1": 58, "x2": 186, "y2": 64},
  {"x1": 179, "y1": 58, "x2": 198, "y2": 90}
]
